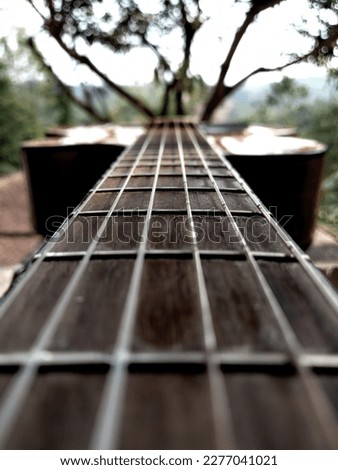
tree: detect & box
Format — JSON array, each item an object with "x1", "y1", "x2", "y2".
[
  {"x1": 26, "y1": 0, "x2": 338, "y2": 121},
  {"x1": 248, "y1": 76, "x2": 310, "y2": 124}
]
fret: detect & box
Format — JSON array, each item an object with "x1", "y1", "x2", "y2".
[
  {"x1": 40, "y1": 250, "x2": 295, "y2": 261},
  {"x1": 153, "y1": 190, "x2": 186, "y2": 210},
  {"x1": 127, "y1": 176, "x2": 154, "y2": 187},
  {"x1": 6, "y1": 368, "x2": 108, "y2": 450},
  {"x1": 232, "y1": 215, "x2": 291, "y2": 254},
  {"x1": 133, "y1": 257, "x2": 205, "y2": 352},
  {"x1": 119, "y1": 370, "x2": 216, "y2": 450},
  {"x1": 2, "y1": 350, "x2": 338, "y2": 372},
  {"x1": 0, "y1": 120, "x2": 337, "y2": 449},
  {"x1": 157, "y1": 175, "x2": 184, "y2": 187},
  {"x1": 0, "y1": 261, "x2": 79, "y2": 353},
  {"x1": 47, "y1": 258, "x2": 135, "y2": 353},
  {"x1": 258, "y1": 260, "x2": 338, "y2": 353},
  {"x1": 222, "y1": 370, "x2": 330, "y2": 449},
  {"x1": 114, "y1": 190, "x2": 152, "y2": 210},
  {"x1": 98, "y1": 176, "x2": 126, "y2": 189},
  {"x1": 147, "y1": 214, "x2": 190, "y2": 250},
  {"x1": 201, "y1": 258, "x2": 289, "y2": 352}
]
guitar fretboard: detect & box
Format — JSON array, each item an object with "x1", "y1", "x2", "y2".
[{"x1": 0, "y1": 120, "x2": 337, "y2": 449}]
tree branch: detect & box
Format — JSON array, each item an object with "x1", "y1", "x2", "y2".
[
  {"x1": 208, "y1": 22, "x2": 338, "y2": 112},
  {"x1": 26, "y1": 0, "x2": 46, "y2": 22},
  {"x1": 179, "y1": 0, "x2": 202, "y2": 72},
  {"x1": 52, "y1": 34, "x2": 155, "y2": 118},
  {"x1": 43, "y1": 2, "x2": 155, "y2": 118},
  {"x1": 141, "y1": 36, "x2": 171, "y2": 73},
  {"x1": 27, "y1": 37, "x2": 109, "y2": 123},
  {"x1": 231, "y1": 55, "x2": 307, "y2": 92},
  {"x1": 201, "y1": 0, "x2": 285, "y2": 121},
  {"x1": 199, "y1": 53, "x2": 310, "y2": 122}
]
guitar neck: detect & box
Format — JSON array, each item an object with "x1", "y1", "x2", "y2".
[{"x1": 0, "y1": 120, "x2": 337, "y2": 449}]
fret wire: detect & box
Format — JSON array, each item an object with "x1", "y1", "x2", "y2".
[
  {"x1": 0, "y1": 350, "x2": 337, "y2": 370},
  {"x1": 95, "y1": 187, "x2": 224, "y2": 193},
  {"x1": 227, "y1": 210, "x2": 261, "y2": 216},
  {"x1": 91, "y1": 188, "x2": 121, "y2": 193},
  {"x1": 43, "y1": 252, "x2": 86, "y2": 259},
  {"x1": 95, "y1": 187, "x2": 153, "y2": 193},
  {"x1": 125, "y1": 352, "x2": 291, "y2": 368},
  {"x1": 144, "y1": 250, "x2": 193, "y2": 258},
  {"x1": 43, "y1": 250, "x2": 212, "y2": 264},
  {"x1": 184, "y1": 122, "x2": 338, "y2": 447},
  {"x1": 92, "y1": 187, "x2": 246, "y2": 193},
  {"x1": 76, "y1": 210, "x2": 110, "y2": 216},
  {"x1": 174, "y1": 123, "x2": 236, "y2": 450},
  {"x1": 40, "y1": 249, "x2": 294, "y2": 261},
  {"x1": 90, "y1": 123, "x2": 169, "y2": 450},
  {"x1": 110, "y1": 173, "x2": 155, "y2": 177},
  {"x1": 104, "y1": 175, "x2": 130, "y2": 178},
  {"x1": 38, "y1": 351, "x2": 112, "y2": 365},
  {"x1": 41, "y1": 250, "x2": 138, "y2": 260},
  {"x1": 251, "y1": 252, "x2": 295, "y2": 260},
  {"x1": 78, "y1": 209, "x2": 186, "y2": 216},
  {"x1": 0, "y1": 352, "x2": 114, "y2": 367},
  {"x1": 0, "y1": 125, "x2": 158, "y2": 448},
  {"x1": 302, "y1": 355, "x2": 338, "y2": 368},
  {"x1": 75, "y1": 209, "x2": 263, "y2": 217}
]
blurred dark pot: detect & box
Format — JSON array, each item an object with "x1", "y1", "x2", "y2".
[{"x1": 226, "y1": 146, "x2": 327, "y2": 248}]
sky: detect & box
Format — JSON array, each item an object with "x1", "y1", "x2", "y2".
[{"x1": 0, "y1": 0, "x2": 335, "y2": 87}]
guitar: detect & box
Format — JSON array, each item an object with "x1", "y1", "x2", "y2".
[{"x1": 0, "y1": 120, "x2": 337, "y2": 449}]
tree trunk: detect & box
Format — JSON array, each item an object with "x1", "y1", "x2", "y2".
[
  {"x1": 200, "y1": 85, "x2": 233, "y2": 122},
  {"x1": 176, "y1": 88, "x2": 185, "y2": 116},
  {"x1": 159, "y1": 83, "x2": 171, "y2": 116}
]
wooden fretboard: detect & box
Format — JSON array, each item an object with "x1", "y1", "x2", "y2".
[{"x1": 0, "y1": 120, "x2": 337, "y2": 449}]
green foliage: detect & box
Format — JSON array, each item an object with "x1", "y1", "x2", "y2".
[
  {"x1": 303, "y1": 100, "x2": 338, "y2": 233},
  {"x1": 0, "y1": 28, "x2": 105, "y2": 175},
  {"x1": 302, "y1": 99, "x2": 338, "y2": 174},
  {"x1": 265, "y1": 77, "x2": 309, "y2": 106},
  {"x1": 320, "y1": 170, "x2": 338, "y2": 232},
  {"x1": 0, "y1": 35, "x2": 98, "y2": 175},
  {"x1": 252, "y1": 77, "x2": 310, "y2": 124},
  {"x1": 0, "y1": 62, "x2": 42, "y2": 174}
]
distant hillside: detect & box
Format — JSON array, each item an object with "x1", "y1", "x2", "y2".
[{"x1": 219, "y1": 75, "x2": 335, "y2": 122}]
